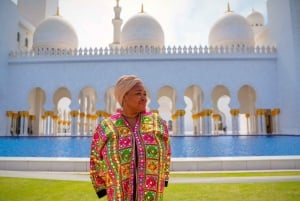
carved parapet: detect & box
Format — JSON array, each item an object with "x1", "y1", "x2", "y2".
[{"x1": 8, "y1": 45, "x2": 277, "y2": 58}]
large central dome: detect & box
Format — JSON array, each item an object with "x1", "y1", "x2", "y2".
[
  {"x1": 209, "y1": 12, "x2": 254, "y2": 47},
  {"x1": 121, "y1": 12, "x2": 164, "y2": 48},
  {"x1": 33, "y1": 16, "x2": 78, "y2": 50}
]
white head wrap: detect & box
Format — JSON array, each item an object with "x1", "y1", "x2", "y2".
[{"x1": 114, "y1": 75, "x2": 143, "y2": 106}]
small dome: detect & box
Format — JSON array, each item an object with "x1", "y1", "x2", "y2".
[
  {"x1": 246, "y1": 9, "x2": 264, "y2": 27},
  {"x1": 121, "y1": 12, "x2": 164, "y2": 48},
  {"x1": 209, "y1": 12, "x2": 254, "y2": 47},
  {"x1": 33, "y1": 16, "x2": 78, "y2": 49}
]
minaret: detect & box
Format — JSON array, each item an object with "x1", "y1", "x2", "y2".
[{"x1": 110, "y1": 0, "x2": 123, "y2": 48}]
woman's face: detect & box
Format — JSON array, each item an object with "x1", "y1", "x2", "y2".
[{"x1": 123, "y1": 83, "x2": 147, "y2": 114}]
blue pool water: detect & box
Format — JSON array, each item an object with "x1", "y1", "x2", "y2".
[{"x1": 0, "y1": 135, "x2": 299, "y2": 158}]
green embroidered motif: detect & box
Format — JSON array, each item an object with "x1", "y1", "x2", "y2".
[
  {"x1": 115, "y1": 119, "x2": 125, "y2": 126},
  {"x1": 146, "y1": 145, "x2": 159, "y2": 159},
  {"x1": 120, "y1": 148, "x2": 132, "y2": 163},
  {"x1": 144, "y1": 191, "x2": 156, "y2": 201},
  {"x1": 142, "y1": 116, "x2": 153, "y2": 124}
]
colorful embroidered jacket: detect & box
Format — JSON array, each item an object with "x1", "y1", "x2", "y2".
[{"x1": 90, "y1": 111, "x2": 171, "y2": 201}]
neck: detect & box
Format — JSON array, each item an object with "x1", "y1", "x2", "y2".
[{"x1": 122, "y1": 111, "x2": 139, "y2": 118}]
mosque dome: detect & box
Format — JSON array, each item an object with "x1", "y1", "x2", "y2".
[
  {"x1": 208, "y1": 11, "x2": 254, "y2": 47},
  {"x1": 33, "y1": 15, "x2": 78, "y2": 50},
  {"x1": 121, "y1": 12, "x2": 164, "y2": 48},
  {"x1": 246, "y1": 9, "x2": 264, "y2": 27}
]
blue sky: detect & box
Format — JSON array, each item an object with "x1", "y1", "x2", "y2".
[{"x1": 57, "y1": 0, "x2": 267, "y2": 48}]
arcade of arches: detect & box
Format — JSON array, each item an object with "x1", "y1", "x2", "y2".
[{"x1": 6, "y1": 84, "x2": 280, "y2": 136}]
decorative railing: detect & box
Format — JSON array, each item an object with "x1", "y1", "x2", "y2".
[{"x1": 9, "y1": 45, "x2": 277, "y2": 58}]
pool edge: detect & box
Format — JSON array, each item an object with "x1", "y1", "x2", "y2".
[{"x1": 1, "y1": 156, "x2": 300, "y2": 172}]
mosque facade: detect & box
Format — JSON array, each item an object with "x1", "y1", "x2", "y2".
[{"x1": 0, "y1": 0, "x2": 299, "y2": 136}]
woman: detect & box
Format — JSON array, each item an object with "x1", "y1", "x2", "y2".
[{"x1": 90, "y1": 75, "x2": 171, "y2": 201}]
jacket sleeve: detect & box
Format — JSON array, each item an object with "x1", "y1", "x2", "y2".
[
  {"x1": 90, "y1": 123, "x2": 108, "y2": 198},
  {"x1": 161, "y1": 118, "x2": 171, "y2": 187}
]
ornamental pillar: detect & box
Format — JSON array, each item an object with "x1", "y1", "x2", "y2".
[
  {"x1": 198, "y1": 111, "x2": 205, "y2": 134},
  {"x1": 44, "y1": 111, "x2": 54, "y2": 135},
  {"x1": 18, "y1": 111, "x2": 24, "y2": 136},
  {"x1": 12, "y1": 112, "x2": 18, "y2": 135},
  {"x1": 18, "y1": 111, "x2": 29, "y2": 136},
  {"x1": 79, "y1": 112, "x2": 85, "y2": 135},
  {"x1": 28, "y1": 115, "x2": 35, "y2": 135},
  {"x1": 271, "y1": 108, "x2": 280, "y2": 134},
  {"x1": 52, "y1": 115, "x2": 59, "y2": 135},
  {"x1": 41, "y1": 115, "x2": 46, "y2": 135},
  {"x1": 172, "y1": 109, "x2": 185, "y2": 135},
  {"x1": 256, "y1": 109, "x2": 266, "y2": 134},
  {"x1": 86, "y1": 114, "x2": 93, "y2": 135},
  {"x1": 202, "y1": 109, "x2": 212, "y2": 134},
  {"x1": 212, "y1": 114, "x2": 221, "y2": 135},
  {"x1": 24, "y1": 111, "x2": 29, "y2": 135},
  {"x1": 6, "y1": 111, "x2": 13, "y2": 136},
  {"x1": 70, "y1": 110, "x2": 79, "y2": 135},
  {"x1": 192, "y1": 113, "x2": 201, "y2": 135},
  {"x1": 245, "y1": 113, "x2": 250, "y2": 134},
  {"x1": 177, "y1": 109, "x2": 185, "y2": 135},
  {"x1": 171, "y1": 112, "x2": 178, "y2": 135},
  {"x1": 230, "y1": 109, "x2": 240, "y2": 134}
]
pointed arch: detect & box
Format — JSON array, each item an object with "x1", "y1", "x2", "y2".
[
  {"x1": 184, "y1": 85, "x2": 203, "y2": 134},
  {"x1": 104, "y1": 86, "x2": 117, "y2": 114},
  {"x1": 157, "y1": 86, "x2": 176, "y2": 133},
  {"x1": 53, "y1": 87, "x2": 72, "y2": 134},
  {"x1": 238, "y1": 85, "x2": 256, "y2": 113},
  {"x1": 185, "y1": 85, "x2": 203, "y2": 114},
  {"x1": 157, "y1": 85, "x2": 176, "y2": 113},
  {"x1": 78, "y1": 86, "x2": 98, "y2": 115},
  {"x1": 28, "y1": 87, "x2": 46, "y2": 134},
  {"x1": 211, "y1": 85, "x2": 231, "y2": 133},
  {"x1": 238, "y1": 85, "x2": 257, "y2": 134}
]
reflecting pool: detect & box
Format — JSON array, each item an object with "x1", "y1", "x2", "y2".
[{"x1": 0, "y1": 135, "x2": 299, "y2": 158}]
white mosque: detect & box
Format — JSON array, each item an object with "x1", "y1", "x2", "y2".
[{"x1": 0, "y1": 0, "x2": 299, "y2": 136}]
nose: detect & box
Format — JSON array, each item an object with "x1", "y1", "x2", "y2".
[{"x1": 141, "y1": 94, "x2": 147, "y2": 101}]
